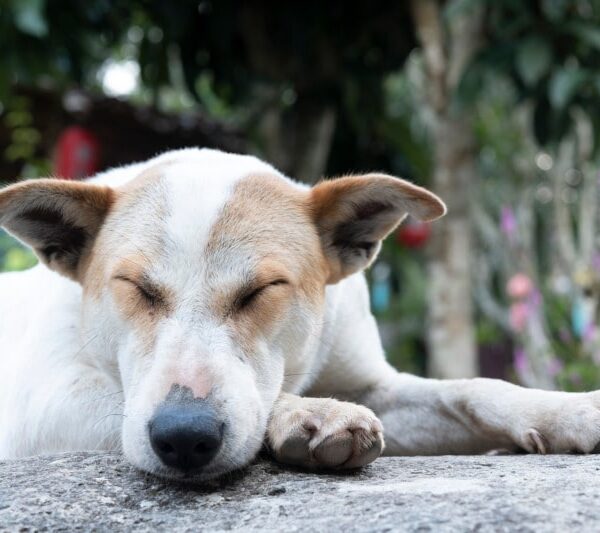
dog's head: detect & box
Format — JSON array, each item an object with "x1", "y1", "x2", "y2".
[{"x1": 0, "y1": 149, "x2": 444, "y2": 480}]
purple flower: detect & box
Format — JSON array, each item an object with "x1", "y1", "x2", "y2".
[
  {"x1": 501, "y1": 206, "x2": 517, "y2": 239},
  {"x1": 593, "y1": 253, "x2": 600, "y2": 274},
  {"x1": 527, "y1": 289, "x2": 542, "y2": 310},
  {"x1": 570, "y1": 371, "x2": 582, "y2": 387},
  {"x1": 513, "y1": 348, "x2": 528, "y2": 377},
  {"x1": 559, "y1": 328, "x2": 572, "y2": 343},
  {"x1": 547, "y1": 358, "x2": 563, "y2": 378}
]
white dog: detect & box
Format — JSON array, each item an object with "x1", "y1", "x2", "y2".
[{"x1": 1, "y1": 148, "x2": 600, "y2": 481}]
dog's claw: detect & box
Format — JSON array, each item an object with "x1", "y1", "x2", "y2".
[{"x1": 526, "y1": 428, "x2": 548, "y2": 454}]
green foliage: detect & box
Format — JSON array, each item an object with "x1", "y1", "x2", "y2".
[
  {"x1": 0, "y1": 231, "x2": 37, "y2": 272},
  {"x1": 542, "y1": 290, "x2": 600, "y2": 392},
  {"x1": 516, "y1": 37, "x2": 553, "y2": 87},
  {"x1": 13, "y1": 0, "x2": 48, "y2": 38},
  {"x1": 2, "y1": 94, "x2": 49, "y2": 174},
  {"x1": 369, "y1": 242, "x2": 429, "y2": 375},
  {"x1": 0, "y1": 1, "x2": 421, "y2": 177},
  {"x1": 3, "y1": 0, "x2": 600, "y2": 389},
  {"x1": 462, "y1": 0, "x2": 600, "y2": 151}
]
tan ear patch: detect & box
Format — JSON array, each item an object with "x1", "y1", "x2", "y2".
[
  {"x1": 311, "y1": 173, "x2": 446, "y2": 225},
  {"x1": 309, "y1": 174, "x2": 446, "y2": 283},
  {"x1": 0, "y1": 179, "x2": 114, "y2": 280}
]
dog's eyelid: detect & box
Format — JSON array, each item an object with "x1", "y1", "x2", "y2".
[
  {"x1": 234, "y1": 278, "x2": 290, "y2": 311},
  {"x1": 113, "y1": 274, "x2": 163, "y2": 305},
  {"x1": 269, "y1": 278, "x2": 289, "y2": 286},
  {"x1": 252, "y1": 277, "x2": 290, "y2": 293}
]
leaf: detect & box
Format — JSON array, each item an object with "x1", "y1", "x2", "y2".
[
  {"x1": 455, "y1": 61, "x2": 486, "y2": 105},
  {"x1": 12, "y1": 0, "x2": 48, "y2": 38},
  {"x1": 516, "y1": 37, "x2": 552, "y2": 87},
  {"x1": 443, "y1": 0, "x2": 483, "y2": 20},
  {"x1": 564, "y1": 21, "x2": 600, "y2": 51},
  {"x1": 548, "y1": 67, "x2": 587, "y2": 110},
  {"x1": 533, "y1": 97, "x2": 551, "y2": 145},
  {"x1": 541, "y1": 0, "x2": 570, "y2": 22}
]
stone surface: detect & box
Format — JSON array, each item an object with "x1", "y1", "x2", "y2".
[{"x1": 1, "y1": 452, "x2": 599, "y2": 531}]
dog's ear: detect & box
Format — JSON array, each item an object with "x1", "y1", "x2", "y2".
[
  {"x1": 0, "y1": 179, "x2": 114, "y2": 280},
  {"x1": 310, "y1": 174, "x2": 446, "y2": 284}
]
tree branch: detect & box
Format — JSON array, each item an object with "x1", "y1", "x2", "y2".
[{"x1": 410, "y1": 0, "x2": 448, "y2": 113}]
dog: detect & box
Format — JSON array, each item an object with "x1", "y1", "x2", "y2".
[{"x1": 1, "y1": 148, "x2": 600, "y2": 481}]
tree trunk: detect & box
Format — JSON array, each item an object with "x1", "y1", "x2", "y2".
[
  {"x1": 258, "y1": 100, "x2": 336, "y2": 183},
  {"x1": 427, "y1": 118, "x2": 478, "y2": 378},
  {"x1": 411, "y1": 0, "x2": 483, "y2": 378}
]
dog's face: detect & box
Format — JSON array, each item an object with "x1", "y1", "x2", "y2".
[{"x1": 0, "y1": 150, "x2": 444, "y2": 480}]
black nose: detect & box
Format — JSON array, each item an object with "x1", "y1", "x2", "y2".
[{"x1": 149, "y1": 403, "x2": 224, "y2": 472}]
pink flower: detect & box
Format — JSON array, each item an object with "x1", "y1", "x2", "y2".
[
  {"x1": 583, "y1": 324, "x2": 598, "y2": 344},
  {"x1": 507, "y1": 273, "x2": 534, "y2": 299},
  {"x1": 510, "y1": 301, "x2": 530, "y2": 332}
]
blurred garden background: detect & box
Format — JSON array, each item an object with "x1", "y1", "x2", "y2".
[{"x1": 2, "y1": 0, "x2": 600, "y2": 390}]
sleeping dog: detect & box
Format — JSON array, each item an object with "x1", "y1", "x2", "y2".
[{"x1": 1, "y1": 148, "x2": 599, "y2": 481}]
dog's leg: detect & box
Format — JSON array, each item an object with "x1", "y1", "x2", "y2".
[
  {"x1": 267, "y1": 392, "x2": 384, "y2": 468},
  {"x1": 0, "y1": 365, "x2": 124, "y2": 458},
  {"x1": 309, "y1": 275, "x2": 600, "y2": 456},
  {"x1": 353, "y1": 370, "x2": 600, "y2": 455}
]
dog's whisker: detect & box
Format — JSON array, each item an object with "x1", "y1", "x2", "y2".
[
  {"x1": 91, "y1": 390, "x2": 124, "y2": 402},
  {"x1": 93, "y1": 412, "x2": 127, "y2": 424}
]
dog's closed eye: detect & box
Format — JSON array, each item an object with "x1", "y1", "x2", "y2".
[
  {"x1": 235, "y1": 279, "x2": 288, "y2": 312},
  {"x1": 114, "y1": 275, "x2": 165, "y2": 308}
]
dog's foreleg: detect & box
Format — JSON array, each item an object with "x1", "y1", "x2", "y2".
[{"x1": 356, "y1": 371, "x2": 600, "y2": 455}]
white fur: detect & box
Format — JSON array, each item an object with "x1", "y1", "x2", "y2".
[
  {"x1": 3, "y1": 148, "x2": 600, "y2": 480},
  {"x1": 0, "y1": 149, "x2": 339, "y2": 478}
]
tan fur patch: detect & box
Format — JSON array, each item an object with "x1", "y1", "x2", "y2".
[
  {"x1": 309, "y1": 173, "x2": 446, "y2": 282},
  {"x1": 80, "y1": 163, "x2": 172, "y2": 358},
  {"x1": 110, "y1": 254, "x2": 172, "y2": 333},
  {"x1": 205, "y1": 173, "x2": 329, "y2": 348},
  {"x1": 0, "y1": 179, "x2": 115, "y2": 280},
  {"x1": 81, "y1": 162, "x2": 170, "y2": 300},
  {"x1": 311, "y1": 174, "x2": 446, "y2": 224}
]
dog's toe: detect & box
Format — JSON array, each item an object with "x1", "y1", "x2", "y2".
[
  {"x1": 279, "y1": 434, "x2": 312, "y2": 465},
  {"x1": 312, "y1": 427, "x2": 384, "y2": 469},
  {"x1": 313, "y1": 431, "x2": 354, "y2": 467},
  {"x1": 343, "y1": 429, "x2": 384, "y2": 468}
]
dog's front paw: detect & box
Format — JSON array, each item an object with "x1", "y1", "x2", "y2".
[{"x1": 267, "y1": 395, "x2": 384, "y2": 469}]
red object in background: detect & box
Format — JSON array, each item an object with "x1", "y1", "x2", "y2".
[
  {"x1": 396, "y1": 220, "x2": 431, "y2": 248},
  {"x1": 54, "y1": 126, "x2": 100, "y2": 180}
]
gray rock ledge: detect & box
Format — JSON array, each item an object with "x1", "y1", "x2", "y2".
[{"x1": 1, "y1": 452, "x2": 599, "y2": 532}]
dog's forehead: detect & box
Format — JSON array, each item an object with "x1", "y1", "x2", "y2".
[
  {"x1": 114, "y1": 151, "x2": 318, "y2": 286},
  {"x1": 162, "y1": 151, "x2": 282, "y2": 253}
]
